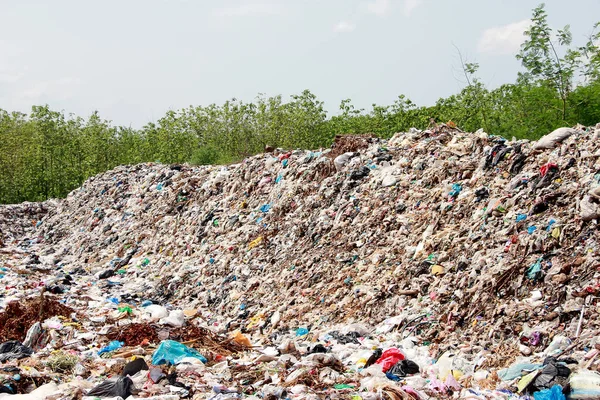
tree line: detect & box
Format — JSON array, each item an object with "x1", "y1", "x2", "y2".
[{"x1": 1, "y1": 4, "x2": 599, "y2": 204}]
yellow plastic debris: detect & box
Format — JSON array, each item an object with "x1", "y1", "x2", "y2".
[
  {"x1": 231, "y1": 330, "x2": 252, "y2": 347},
  {"x1": 248, "y1": 236, "x2": 263, "y2": 250},
  {"x1": 431, "y1": 264, "x2": 445, "y2": 275},
  {"x1": 183, "y1": 309, "x2": 197, "y2": 318}
]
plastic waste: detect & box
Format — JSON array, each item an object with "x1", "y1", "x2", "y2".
[
  {"x1": 334, "y1": 152, "x2": 356, "y2": 171},
  {"x1": 533, "y1": 127, "x2": 577, "y2": 150},
  {"x1": 160, "y1": 310, "x2": 185, "y2": 327},
  {"x1": 145, "y1": 304, "x2": 169, "y2": 319},
  {"x1": 122, "y1": 358, "x2": 149, "y2": 377},
  {"x1": 152, "y1": 340, "x2": 207, "y2": 365},
  {"x1": 22, "y1": 322, "x2": 42, "y2": 348},
  {"x1": 387, "y1": 359, "x2": 420, "y2": 378},
  {"x1": 230, "y1": 330, "x2": 252, "y2": 347},
  {"x1": 533, "y1": 385, "x2": 566, "y2": 400},
  {"x1": 498, "y1": 363, "x2": 543, "y2": 381},
  {"x1": 580, "y1": 195, "x2": 600, "y2": 221},
  {"x1": 376, "y1": 348, "x2": 405, "y2": 373},
  {"x1": 0, "y1": 383, "x2": 59, "y2": 399},
  {"x1": 296, "y1": 327, "x2": 309, "y2": 336},
  {"x1": 545, "y1": 336, "x2": 571, "y2": 356},
  {"x1": 0, "y1": 341, "x2": 33, "y2": 362},
  {"x1": 569, "y1": 370, "x2": 600, "y2": 399},
  {"x1": 97, "y1": 340, "x2": 123, "y2": 355},
  {"x1": 86, "y1": 376, "x2": 134, "y2": 398}
]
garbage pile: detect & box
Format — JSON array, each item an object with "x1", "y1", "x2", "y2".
[{"x1": 1, "y1": 123, "x2": 600, "y2": 399}]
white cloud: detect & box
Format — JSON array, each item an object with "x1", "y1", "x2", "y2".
[
  {"x1": 365, "y1": 0, "x2": 422, "y2": 17},
  {"x1": 403, "y1": 0, "x2": 422, "y2": 16},
  {"x1": 18, "y1": 77, "x2": 82, "y2": 101},
  {"x1": 0, "y1": 40, "x2": 26, "y2": 83},
  {"x1": 333, "y1": 21, "x2": 356, "y2": 33},
  {"x1": 478, "y1": 19, "x2": 531, "y2": 55},
  {"x1": 366, "y1": 0, "x2": 390, "y2": 17},
  {"x1": 213, "y1": 2, "x2": 283, "y2": 17}
]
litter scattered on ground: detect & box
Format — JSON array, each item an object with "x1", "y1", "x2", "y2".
[{"x1": 1, "y1": 123, "x2": 600, "y2": 399}]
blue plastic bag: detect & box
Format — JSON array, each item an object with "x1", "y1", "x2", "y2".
[
  {"x1": 516, "y1": 214, "x2": 528, "y2": 222},
  {"x1": 296, "y1": 327, "x2": 309, "y2": 337},
  {"x1": 385, "y1": 372, "x2": 401, "y2": 381},
  {"x1": 533, "y1": 385, "x2": 565, "y2": 400},
  {"x1": 527, "y1": 259, "x2": 543, "y2": 280},
  {"x1": 152, "y1": 340, "x2": 207, "y2": 365},
  {"x1": 98, "y1": 341, "x2": 123, "y2": 355},
  {"x1": 449, "y1": 183, "x2": 462, "y2": 198}
]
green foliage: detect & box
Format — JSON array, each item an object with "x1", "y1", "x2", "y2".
[{"x1": 1, "y1": 6, "x2": 599, "y2": 204}]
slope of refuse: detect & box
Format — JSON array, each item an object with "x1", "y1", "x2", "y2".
[{"x1": 1, "y1": 124, "x2": 600, "y2": 399}]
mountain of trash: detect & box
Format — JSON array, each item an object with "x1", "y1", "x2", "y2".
[{"x1": 1, "y1": 123, "x2": 600, "y2": 399}]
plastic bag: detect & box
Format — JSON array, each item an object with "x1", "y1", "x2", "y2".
[
  {"x1": 152, "y1": 340, "x2": 207, "y2": 365},
  {"x1": 87, "y1": 376, "x2": 134, "y2": 398},
  {"x1": 533, "y1": 127, "x2": 576, "y2": 150},
  {"x1": 334, "y1": 152, "x2": 355, "y2": 171},
  {"x1": 376, "y1": 348, "x2": 405, "y2": 373},
  {"x1": 387, "y1": 359, "x2": 420, "y2": 378},
  {"x1": 580, "y1": 196, "x2": 600, "y2": 222},
  {"x1": 23, "y1": 322, "x2": 42, "y2": 348},
  {"x1": 0, "y1": 341, "x2": 33, "y2": 362},
  {"x1": 569, "y1": 370, "x2": 600, "y2": 399},
  {"x1": 122, "y1": 358, "x2": 149, "y2": 377},
  {"x1": 296, "y1": 327, "x2": 309, "y2": 337},
  {"x1": 0, "y1": 383, "x2": 59, "y2": 399},
  {"x1": 145, "y1": 304, "x2": 169, "y2": 319},
  {"x1": 230, "y1": 330, "x2": 252, "y2": 347},
  {"x1": 160, "y1": 310, "x2": 185, "y2": 327},
  {"x1": 533, "y1": 385, "x2": 565, "y2": 400},
  {"x1": 97, "y1": 340, "x2": 123, "y2": 355}
]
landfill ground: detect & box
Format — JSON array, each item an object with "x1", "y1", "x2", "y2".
[{"x1": 1, "y1": 124, "x2": 600, "y2": 400}]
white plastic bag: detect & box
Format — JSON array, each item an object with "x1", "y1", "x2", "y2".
[{"x1": 533, "y1": 127, "x2": 576, "y2": 150}]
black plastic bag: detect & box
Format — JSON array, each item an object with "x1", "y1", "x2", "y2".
[
  {"x1": 349, "y1": 166, "x2": 370, "y2": 180},
  {"x1": 99, "y1": 269, "x2": 115, "y2": 279},
  {"x1": 0, "y1": 383, "x2": 16, "y2": 394},
  {"x1": 328, "y1": 331, "x2": 361, "y2": 345},
  {"x1": 122, "y1": 358, "x2": 149, "y2": 377},
  {"x1": 0, "y1": 341, "x2": 33, "y2": 362},
  {"x1": 308, "y1": 344, "x2": 328, "y2": 354},
  {"x1": 87, "y1": 376, "x2": 134, "y2": 398},
  {"x1": 531, "y1": 357, "x2": 571, "y2": 392},
  {"x1": 388, "y1": 359, "x2": 420, "y2": 377},
  {"x1": 364, "y1": 348, "x2": 382, "y2": 368}
]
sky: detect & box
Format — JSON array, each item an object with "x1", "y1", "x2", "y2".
[{"x1": 1, "y1": 0, "x2": 599, "y2": 127}]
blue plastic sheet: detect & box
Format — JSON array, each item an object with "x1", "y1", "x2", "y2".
[
  {"x1": 516, "y1": 214, "x2": 528, "y2": 222},
  {"x1": 534, "y1": 385, "x2": 565, "y2": 400},
  {"x1": 498, "y1": 363, "x2": 543, "y2": 381},
  {"x1": 527, "y1": 259, "x2": 543, "y2": 280},
  {"x1": 98, "y1": 341, "x2": 123, "y2": 355},
  {"x1": 296, "y1": 328, "x2": 309, "y2": 337},
  {"x1": 449, "y1": 183, "x2": 462, "y2": 198},
  {"x1": 385, "y1": 372, "x2": 401, "y2": 381},
  {"x1": 152, "y1": 340, "x2": 207, "y2": 365}
]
